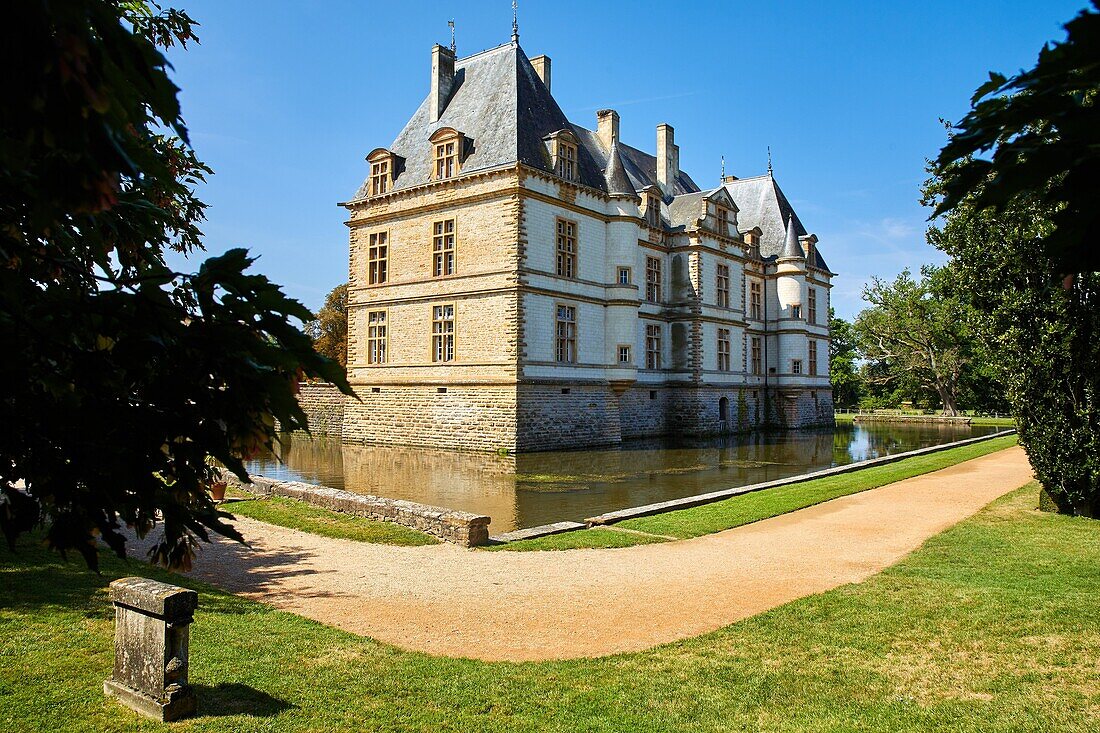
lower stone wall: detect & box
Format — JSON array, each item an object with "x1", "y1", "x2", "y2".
[
  {"x1": 342, "y1": 384, "x2": 518, "y2": 452},
  {"x1": 515, "y1": 383, "x2": 622, "y2": 451},
  {"x1": 284, "y1": 382, "x2": 346, "y2": 438},
  {"x1": 222, "y1": 472, "x2": 491, "y2": 547},
  {"x1": 774, "y1": 387, "x2": 835, "y2": 429}
]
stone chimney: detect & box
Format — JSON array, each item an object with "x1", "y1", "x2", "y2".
[
  {"x1": 430, "y1": 44, "x2": 456, "y2": 123},
  {"x1": 596, "y1": 109, "x2": 620, "y2": 150},
  {"x1": 657, "y1": 123, "x2": 679, "y2": 196},
  {"x1": 530, "y1": 55, "x2": 551, "y2": 92}
]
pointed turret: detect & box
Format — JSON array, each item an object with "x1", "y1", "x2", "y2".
[
  {"x1": 779, "y1": 213, "x2": 804, "y2": 260},
  {"x1": 603, "y1": 142, "x2": 635, "y2": 197}
]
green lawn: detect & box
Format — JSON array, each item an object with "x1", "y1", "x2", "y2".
[
  {"x1": 499, "y1": 435, "x2": 1018, "y2": 551},
  {"x1": 2, "y1": 481, "x2": 1097, "y2": 732},
  {"x1": 222, "y1": 496, "x2": 438, "y2": 546},
  {"x1": 833, "y1": 412, "x2": 1016, "y2": 427}
]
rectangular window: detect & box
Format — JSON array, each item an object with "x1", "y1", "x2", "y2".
[
  {"x1": 370, "y1": 160, "x2": 389, "y2": 195},
  {"x1": 366, "y1": 311, "x2": 387, "y2": 364},
  {"x1": 368, "y1": 232, "x2": 388, "y2": 285},
  {"x1": 808, "y1": 287, "x2": 818, "y2": 324},
  {"x1": 716, "y1": 264, "x2": 730, "y2": 308},
  {"x1": 792, "y1": 359, "x2": 803, "y2": 375},
  {"x1": 617, "y1": 345, "x2": 632, "y2": 364},
  {"x1": 555, "y1": 304, "x2": 577, "y2": 363},
  {"x1": 434, "y1": 140, "x2": 458, "y2": 180},
  {"x1": 717, "y1": 328, "x2": 731, "y2": 371},
  {"x1": 556, "y1": 219, "x2": 577, "y2": 279},
  {"x1": 645, "y1": 323, "x2": 662, "y2": 369},
  {"x1": 645, "y1": 257, "x2": 662, "y2": 303},
  {"x1": 751, "y1": 336, "x2": 762, "y2": 375},
  {"x1": 792, "y1": 304, "x2": 802, "y2": 320},
  {"x1": 716, "y1": 207, "x2": 729, "y2": 235},
  {"x1": 646, "y1": 195, "x2": 661, "y2": 227},
  {"x1": 556, "y1": 141, "x2": 578, "y2": 181},
  {"x1": 809, "y1": 340, "x2": 818, "y2": 376},
  {"x1": 617, "y1": 267, "x2": 631, "y2": 285},
  {"x1": 750, "y1": 281, "x2": 762, "y2": 320},
  {"x1": 432, "y1": 219, "x2": 456, "y2": 277},
  {"x1": 432, "y1": 304, "x2": 455, "y2": 362}
]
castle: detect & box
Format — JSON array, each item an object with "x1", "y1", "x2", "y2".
[{"x1": 340, "y1": 35, "x2": 834, "y2": 452}]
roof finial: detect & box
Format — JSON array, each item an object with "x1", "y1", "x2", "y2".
[
  {"x1": 721, "y1": 155, "x2": 725, "y2": 180},
  {"x1": 448, "y1": 19, "x2": 456, "y2": 54},
  {"x1": 767, "y1": 146, "x2": 773, "y2": 175},
  {"x1": 511, "y1": 0, "x2": 519, "y2": 43}
]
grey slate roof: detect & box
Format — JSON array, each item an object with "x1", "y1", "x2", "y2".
[
  {"x1": 602, "y1": 141, "x2": 636, "y2": 197},
  {"x1": 780, "y1": 213, "x2": 803, "y2": 259},
  {"x1": 570, "y1": 125, "x2": 699, "y2": 198},
  {"x1": 666, "y1": 189, "x2": 710, "y2": 230},
  {"x1": 722, "y1": 174, "x2": 830, "y2": 271}
]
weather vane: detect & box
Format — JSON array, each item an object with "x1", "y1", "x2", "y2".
[
  {"x1": 448, "y1": 19, "x2": 455, "y2": 54},
  {"x1": 512, "y1": 0, "x2": 519, "y2": 43},
  {"x1": 721, "y1": 155, "x2": 725, "y2": 180},
  {"x1": 767, "y1": 146, "x2": 773, "y2": 174}
]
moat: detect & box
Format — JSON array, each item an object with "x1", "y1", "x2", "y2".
[{"x1": 245, "y1": 423, "x2": 1003, "y2": 533}]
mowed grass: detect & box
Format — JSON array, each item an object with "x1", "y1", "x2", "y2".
[
  {"x1": 222, "y1": 496, "x2": 438, "y2": 546},
  {"x1": 499, "y1": 435, "x2": 1018, "y2": 551},
  {"x1": 2, "y1": 481, "x2": 1098, "y2": 732}
]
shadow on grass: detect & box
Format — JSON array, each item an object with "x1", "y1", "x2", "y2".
[{"x1": 192, "y1": 682, "x2": 295, "y2": 718}]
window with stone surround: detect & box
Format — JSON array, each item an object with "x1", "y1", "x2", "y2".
[
  {"x1": 751, "y1": 336, "x2": 762, "y2": 375},
  {"x1": 366, "y1": 148, "x2": 395, "y2": 196},
  {"x1": 792, "y1": 358, "x2": 803, "y2": 375},
  {"x1": 556, "y1": 140, "x2": 578, "y2": 181},
  {"x1": 555, "y1": 304, "x2": 577, "y2": 363},
  {"x1": 432, "y1": 304, "x2": 455, "y2": 362},
  {"x1": 645, "y1": 323, "x2": 662, "y2": 369},
  {"x1": 432, "y1": 219, "x2": 456, "y2": 277},
  {"x1": 429, "y1": 127, "x2": 464, "y2": 181},
  {"x1": 617, "y1": 344, "x2": 632, "y2": 364},
  {"x1": 366, "y1": 310, "x2": 387, "y2": 364},
  {"x1": 716, "y1": 206, "x2": 730, "y2": 236},
  {"x1": 717, "y1": 328, "x2": 731, "y2": 371},
  {"x1": 750, "y1": 280, "x2": 762, "y2": 319},
  {"x1": 617, "y1": 266, "x2": 631, "y2": 285},
  {"x1": 808, "y1": 287, "x2": 818, "y2": 324},
  {"x1": 368, "y1": 232, "x2": 388, "y2": 285},
  {"x1": 716, "y1": 264, "x2": 730, "y2": 308},
  {"x1": 792, "y1": 304, "x2": 802, "y2": 320},
  {"x1": 556, "y1": 219, "x2": 577, "y2": 278},
  {"x1": 645, "y1": 256, "x2": 662, "y2": 303},
  {"x1": 809, "y1": 340, "x2": 818, "y2": 376},
  {"x1": 645, "y1": 193, "x2": 661, "y2": 227}
]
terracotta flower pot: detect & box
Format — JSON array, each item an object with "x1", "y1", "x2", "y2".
[{"x1": 210, "y1": 481, "x2": 227, "y2": 502}]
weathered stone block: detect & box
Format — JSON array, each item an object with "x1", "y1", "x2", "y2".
[{"x1": 104, "y1": 577, "x2": 197, "y2": 722}]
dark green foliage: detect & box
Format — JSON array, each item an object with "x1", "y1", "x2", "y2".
[
  {"x1": 0, "y1": 1, "x2": 351, "y2": 569},
  {"x1": 935, "y1": 1, "x2": 1100, "y2": 275},
  {"x1": 827, "y1": 309, "x2": 861, "y2": 407},
  {"x1": 932, "y1": 3, "x2": 1100, "y2": 515}
]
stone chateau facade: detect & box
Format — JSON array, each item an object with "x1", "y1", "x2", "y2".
[{"x1": 341, "y1": 36, "x2": 834, "y2": 452}]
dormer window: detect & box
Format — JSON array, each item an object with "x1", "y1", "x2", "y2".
[
  {"x1": 429, "y1": 127, "x2": 464, "y2": 181},
  {"x1": 646, "y1": 194, "x2": 661, "y2": 227},
  {"x1": 366, "y1": 148, "x2": 397, "y2": 196},
  {"x1": 716, "y1": 206, "x2": 730, "y2": 236},
  {"x1": 545, "y1": 130, "x2": 580, "y2": 183}
]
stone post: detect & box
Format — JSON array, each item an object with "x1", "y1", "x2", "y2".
[{"x1": 103, "y1": 577, "x2": 198, "y2": 722}]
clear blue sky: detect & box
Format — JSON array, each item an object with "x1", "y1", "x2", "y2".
[{"x1": 164, "y1": 0, "x2": 1085, "y2": 320}]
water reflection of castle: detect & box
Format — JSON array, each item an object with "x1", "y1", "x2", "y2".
[{"x1": 249, "y1": 424, "x2": 985, "y2": 533}]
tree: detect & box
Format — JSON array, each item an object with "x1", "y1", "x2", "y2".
[
  {"x1": 306, "y1": 283, "x2": 349, "y2": 370},
  {"x1": 931, "y1": 2, "x2": 1100, "y2": 516},
  {"x1": 934, "y1": 1, "x2": 1100, "y2": 276},
  {"x1": 0, "y1": 1, "x2": 351, "y2": 570},
  {"x1": 827, "y1": 309, "x2": 862, "y2": 408},
  {"x1": 854, "y1": 266, "x2": 972, "y2": 416}
]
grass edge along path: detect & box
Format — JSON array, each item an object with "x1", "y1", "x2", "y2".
[
  {"x1": 2, "y1": 481, "x2": 1098, "y2": 732},
  {"x1": 496, "y1": 434, "x2": 1019, "y2": 551},
  {"x1": 222, "y1": 495, "x2": 439, "y2": 547}
]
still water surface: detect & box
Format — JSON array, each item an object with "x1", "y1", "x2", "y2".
[{"x1": 246, "y1": 423, "x2": 1002, "y2": 533}]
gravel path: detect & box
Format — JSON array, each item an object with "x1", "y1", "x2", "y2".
[{"x1": 175, "y1": 446, "x2": 1033, "y2": 661}]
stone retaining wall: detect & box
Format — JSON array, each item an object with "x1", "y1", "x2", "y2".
[
  {"x1": 221, "y1": 473, "x2": 490, "y2": 547},
  {"x1": 285, "y1": 382, "x2": 346, "y2": 438}
]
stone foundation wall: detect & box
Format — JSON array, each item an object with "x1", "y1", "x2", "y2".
[
  {"x1": 342, "y1": 384, "x2": 518, "y2": 452},
  {"x1": 774, "y1": 387, "x2": 835, "y2": 428},
  {"x1": 515, "y1": 383, "x2": 622, "y2": 451},
  {"x1": 223, "y1": 473, "x2": 491, "y2": 547},
  {"x1": 286, "y1": 382, "x2": 346, "y2": 438}
]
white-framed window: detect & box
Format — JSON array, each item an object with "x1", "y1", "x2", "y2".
[
  {"x1": 432, "y1": 219, "x2": 456, "y2": 277},
  {"x1": 809, "y1": 340, "x2": 818, "y2": 376},
  {"x1": 432, "y1": 304, "x2": 455, "y2": 362},
  {"x1": 716, "y1": 264, "x2": 730, "y2": 308},
  {"x1": 617, "y1": 344, "x2": 632, "y2": 364},
  {"x1": 645, "y1": 257, "x2": 662, "y2": 303},
  {"x1": 717, "y1": 328, "x2": 731, "y2": 371},
  {"x1": 556, "y1": 219, "x2": 577, "y2": 278},
  {"x1": 368, "y1": 232, "x2": 388, "y2": 285},
  {"x1": 555, "y1": 304, "x2": 577, "y2": 363},
  {"x1": 556, "y1": 140, "x2": 578, "y2": 181},
  {"x1": 792, "y1": 359, "x2": 803, "y2": 375},
  {"x1": 369, "y1": 159, "x2": 390, "y2": 195},
  {"x1": 750, "y1": 281, "x2": 762, "y2": 319},
  {"x1": 645, "y1": 323, "x2": 662, "y2": 369},
  {"x1": 617, "y1": 266, "x2": 631, "y2": 285},
  {"x1": 366, "y1": 310, "x2": 387, "y2": 364},
  {"x1": 434, "y1": 140, "x2": 458, "y2": 180}
]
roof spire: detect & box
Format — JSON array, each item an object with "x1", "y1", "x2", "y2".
[
  {"x1": 511, "y1": 0, "x2": 519, "y2": 43},
  {"x1": 721, "y1": 155, "x2": 725, "y2": 181},
  {"x1": 448, "y1": 19, "x2": 455, "y2": 54},
  {"x1": 767, "y1": 146, "x2": 773, "y2": 175},
  {"x1": 780, "y1": 213, "x2": 803, "y2": 260}
]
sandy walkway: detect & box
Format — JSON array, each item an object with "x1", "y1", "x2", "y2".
[{"x1": 175, "y1": 446, "x2": 1033, "y2": 662}]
